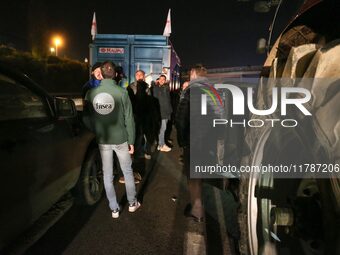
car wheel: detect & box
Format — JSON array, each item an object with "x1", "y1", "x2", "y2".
[
  {"x1": 74, "y1": 146, "x2": 104, "y2": 205},
  {"x1": 239, "y1": 126, "x2": 339, "y2": 255}
]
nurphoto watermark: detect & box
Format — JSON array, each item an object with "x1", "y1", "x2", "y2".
[{"x1": 189, "y1": 78, "x2": 339, "y2": 179}]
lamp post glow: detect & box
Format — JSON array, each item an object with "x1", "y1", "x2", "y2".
[
  {"x1": 53, "y1": 37, "x2": 62, "y2": 57},
  {"x1": 50, "y1": 47, "x2": 55, "y2": 55}
]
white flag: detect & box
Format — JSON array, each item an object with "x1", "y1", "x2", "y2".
[
  {"x1": 91, "y1": 12, "x2": 97, "y2": 40},
  {"x1": 163, "y1": 9, "x2": 171, "y2": 37}
]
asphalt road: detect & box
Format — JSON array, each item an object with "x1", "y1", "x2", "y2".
[
  {"x1": 25, "y1": 141, "x2": 190, "y2": 255},
  {"x1": 25, "y1": 136, "x2": 239, "y2": 255}
]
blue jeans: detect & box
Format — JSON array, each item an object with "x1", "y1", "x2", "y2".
[
  {"x1": 158, "y1": 119, "x2": 168, "y2": 146},
  {"x1": 99, "y1": 142, "x2": 137, "y2": 211}
]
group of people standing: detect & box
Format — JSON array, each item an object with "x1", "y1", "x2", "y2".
[
  {"x1": 82, "y1": 61, "x2": 174, "y2": 218},
  {"x1": 83, "y1": 60, "x2": 213, "y2": 224}
]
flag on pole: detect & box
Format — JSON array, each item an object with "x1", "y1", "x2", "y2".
[
  {"x1": 91, "y1": 12, "x2": 97, "y2": 40},
  {"x1": 163, "y1": 9, "x2": 171, "y2": 37}
]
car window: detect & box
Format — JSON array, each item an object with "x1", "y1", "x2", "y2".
[{"x1": 0, "y1": 73, "x2": 49, "y2": 121}]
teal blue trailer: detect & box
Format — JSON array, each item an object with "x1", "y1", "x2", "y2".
[{"x1": 89, "y1": 34, "x2": 181, "y2": 90}]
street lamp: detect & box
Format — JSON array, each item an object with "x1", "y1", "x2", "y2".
[
  {"x1": 53, "y1": 37, "x2": 62, "y2": 57},
  {"x1": 50, "y1": 47, "x2": 55, "y2": 55}
]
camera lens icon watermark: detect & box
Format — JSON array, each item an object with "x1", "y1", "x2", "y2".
[{"x1": 92, "y1": 93, "x2": 115, "y2": 115}]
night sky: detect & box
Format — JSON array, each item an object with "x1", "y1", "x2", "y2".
[{"x1": 1, "y1": 0, "x2": 304, "y2": 68}]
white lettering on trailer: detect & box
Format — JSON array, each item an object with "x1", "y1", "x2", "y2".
[{"x1": 99, "y1": 48, "x2": 125, "y2": 54}]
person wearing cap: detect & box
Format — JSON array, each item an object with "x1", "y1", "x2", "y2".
[{"x1": 82, "y1": 62, "x2": 103, "y2": 98}]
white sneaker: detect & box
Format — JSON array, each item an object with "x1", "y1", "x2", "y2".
[
  {"x1": 128, "y1": 201, "x2": 141, "y2": 212},
  {"x1": 112, "y1": 209, "x2": 119, "y2": 218},
  {"x1": 157, "y1": 145, "x2": 161, "y2": 150},
  {"x1": 160, "y1": 145, "x2": 171, "y2": 152}
]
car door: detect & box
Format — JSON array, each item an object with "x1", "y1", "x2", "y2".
[{"x1": 0, "y1": 71, "x2": 80, "y2": 249}]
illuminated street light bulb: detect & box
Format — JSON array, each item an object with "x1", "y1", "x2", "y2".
[
  {"x1": 55, "y1": 38, "x2": 61, "y2": 46},
  {"x1": 50, "y1": 47, "x2": 55, "y2": 55}
]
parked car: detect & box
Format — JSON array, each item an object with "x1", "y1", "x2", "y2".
[{"x1": 0, "y1": 63, "x2": 104, "y2": 252}]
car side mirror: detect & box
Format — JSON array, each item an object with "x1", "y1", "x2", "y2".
[{"x1": 54, "y1": 97, "x2": 77, "y2": 119}]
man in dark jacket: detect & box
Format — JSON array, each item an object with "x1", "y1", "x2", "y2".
[
  {"x1": 176, "y1": 64, "x2": 222, "y2": 222},
  {"x1": 125, "y1": 70, "x2": 153, "y2": 183},
  {"x1": 127, "y1": 70, "x2": 161, "y2": 158},
  {"x1": 153, "y1": 74, "x2": 172, "y2": 152}
]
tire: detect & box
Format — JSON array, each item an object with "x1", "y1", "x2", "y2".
[
  {"x1": 238, "y1": 37, "x2": 340, "y2": 255},
  {"x1": 74, "y1": 145, "x2": 104, "y2": 205}
]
